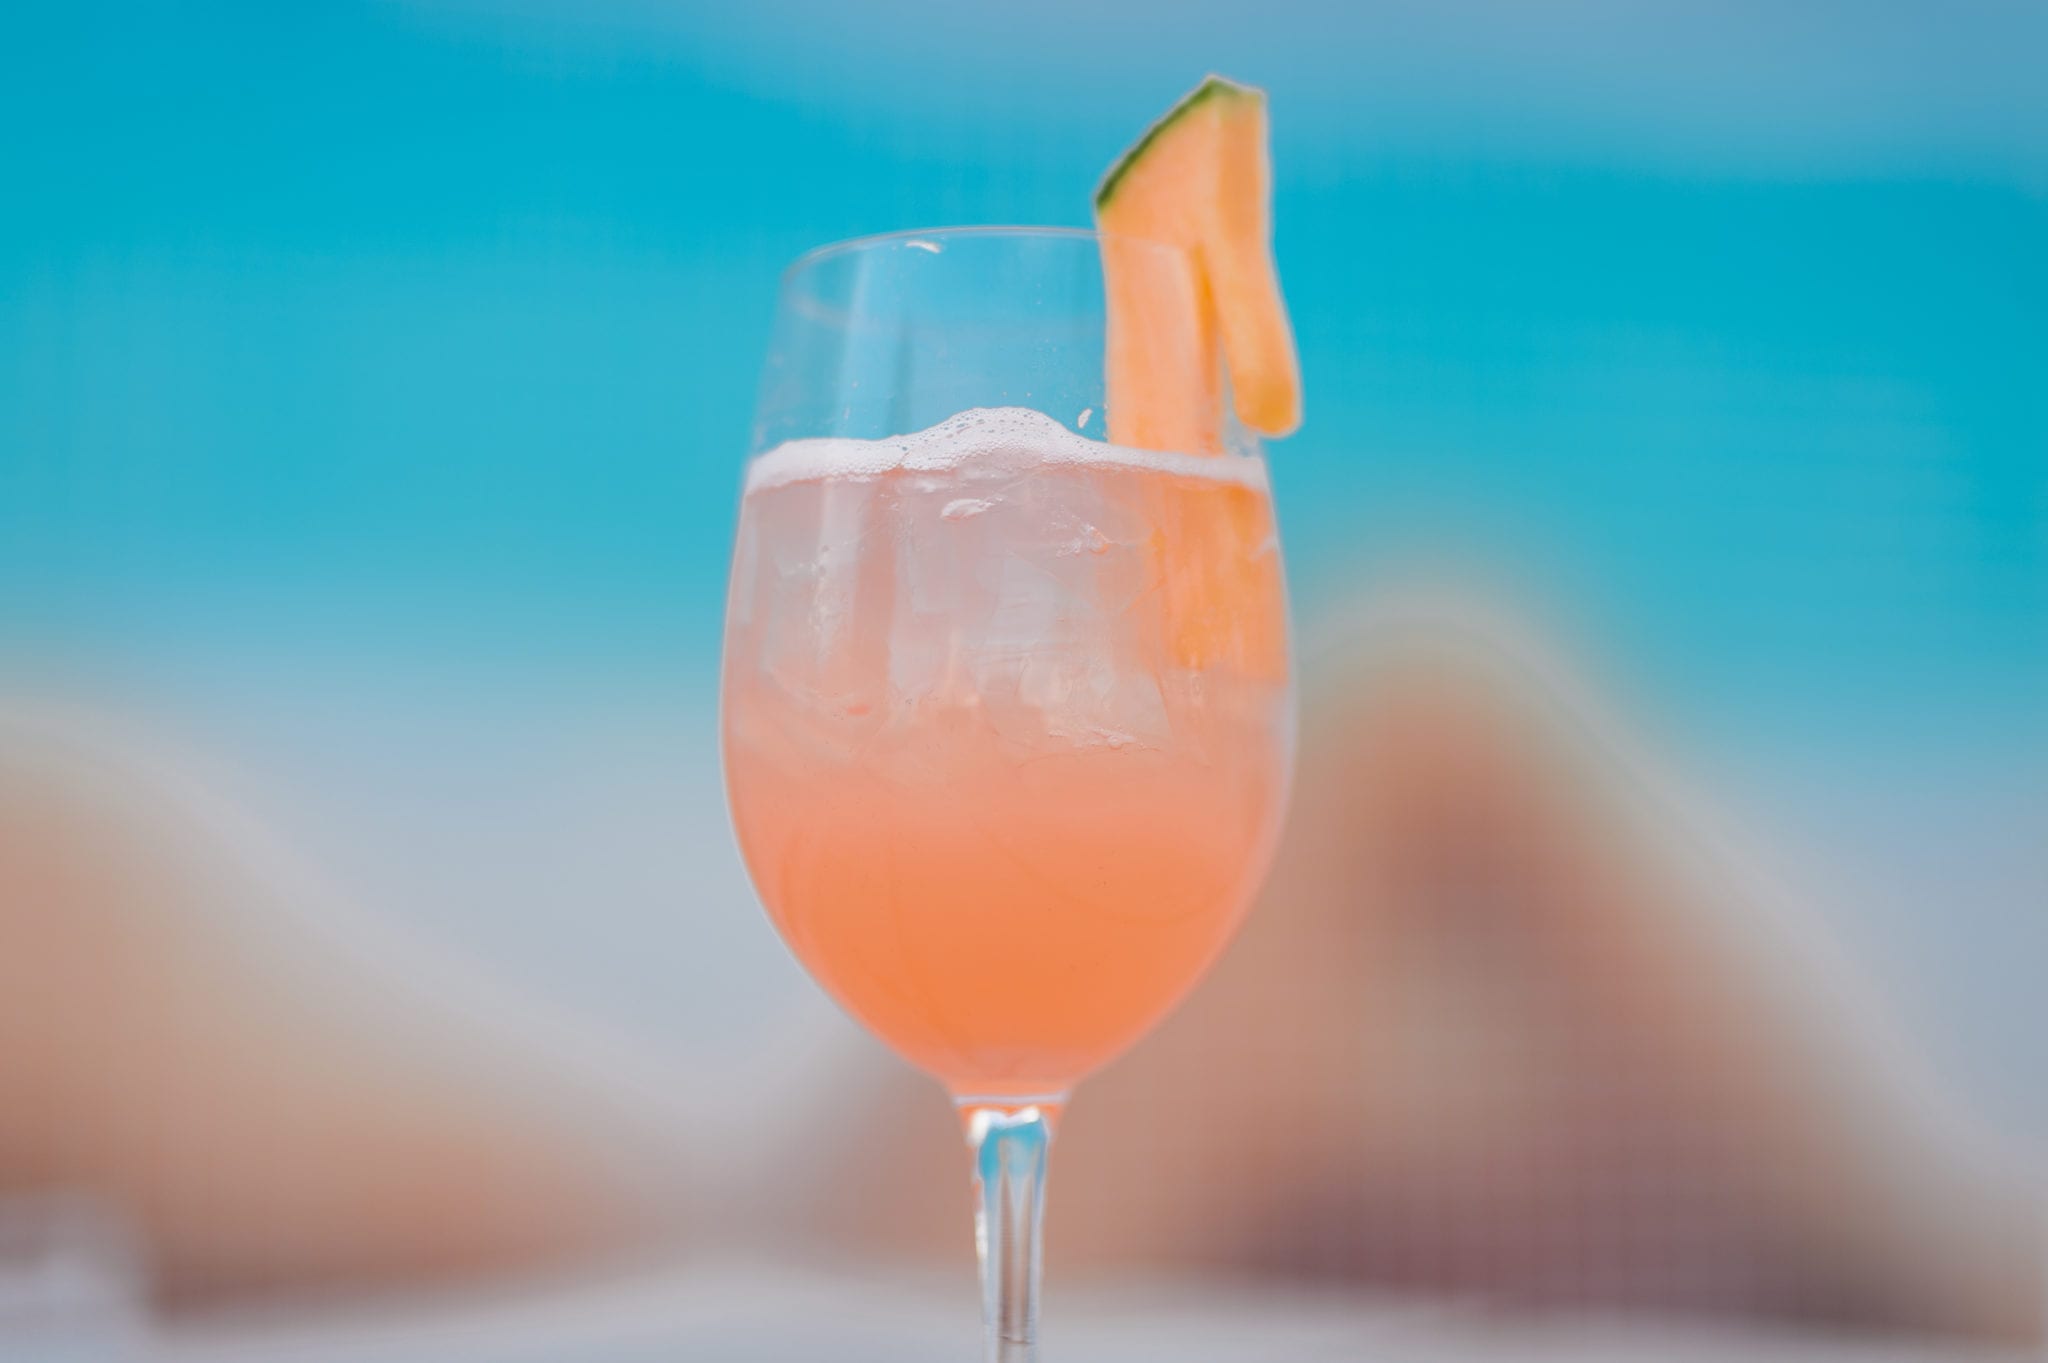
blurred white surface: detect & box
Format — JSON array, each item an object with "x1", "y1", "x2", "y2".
[
  {"x1": 131, "y1": 1263, "x2": 2036, "y2": 1363},
  {"x1": 0, "y1": 1195, "x2": 147, "y2": 1362}
]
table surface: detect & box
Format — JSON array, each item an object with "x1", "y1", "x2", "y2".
[{"x1": 93, "y1": 1261, "x2": 2030, "y2": 1363}]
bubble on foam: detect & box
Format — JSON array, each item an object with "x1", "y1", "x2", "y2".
[{"x1": 744, "y1": 407, "x2": 1268, "y2": 494}]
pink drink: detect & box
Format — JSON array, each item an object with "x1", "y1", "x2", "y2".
[{"x1": 723, "y1": 409, "x2": 1291, "y2": 1098}]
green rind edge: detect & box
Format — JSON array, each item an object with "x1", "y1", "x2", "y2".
[{"x1": 1094, "y1": 74, "x2": 1261, "y2": 212}]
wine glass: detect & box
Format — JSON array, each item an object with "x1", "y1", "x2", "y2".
[{"x1": 722, "y1": 226, "x2": 1293, "y2": 1361}]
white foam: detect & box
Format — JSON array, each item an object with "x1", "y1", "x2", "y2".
[{"x1": 744, "y1": 407, "x2": 1269, "y2": 494}]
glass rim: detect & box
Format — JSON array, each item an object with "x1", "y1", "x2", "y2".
[{"x1": 780, "y1": 224, "x2": 1186, "y2": 283}]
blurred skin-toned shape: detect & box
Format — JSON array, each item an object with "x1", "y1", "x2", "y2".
[
  {"x1": 0, "y1": 708, "x2": 685, "y2": 1308},
  {"x1": 783, "y1": 598, "x2": 2044, "y2": 1345},
  {"x1": 0, "y1": 598, "x2": 2038, "y2": 1344}
]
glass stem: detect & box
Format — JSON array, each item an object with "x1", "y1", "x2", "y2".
[{"x1": 962, "y1": 1101, "x2": 1057, "y2": 1363}]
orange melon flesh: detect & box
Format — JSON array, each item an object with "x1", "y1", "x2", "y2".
[
  {"x1": 1095, "y1": 76, "x2": 1301, "y2": 447},
  {"x1": 1095, "y1": 77, "x2": 1298, "y2": 677},
  {"x1": 1145, "y1": 473, "x2": 1289, "y2": 678},
  {"x1": 1097, "y1": 232, "x2": 1223, "y2": 456}
]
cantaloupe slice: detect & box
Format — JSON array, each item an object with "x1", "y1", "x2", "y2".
[
  {"x1": 1096, "y1": 76, "x2": 1300, "y2": 450},
  {"x1": 1096, "y1": 77, "x2": 1298, "y2": 678}
]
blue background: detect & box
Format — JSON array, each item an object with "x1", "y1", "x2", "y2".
[{"x1": 2, "y1": 2, "x2": 2043, "y2": 1137}]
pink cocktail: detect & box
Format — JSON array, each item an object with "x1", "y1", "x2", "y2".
[{"x1": 725, "y1": 408, "x2": 1291, "y2": 1100}]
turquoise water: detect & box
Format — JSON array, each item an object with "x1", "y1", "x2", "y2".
[
  {"x1": 1, "y1": 4, "x2": 2043, "y2": 1132},
  {"x1": 3, "y1": 4, "x2": 2041, "y2": 726}
]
